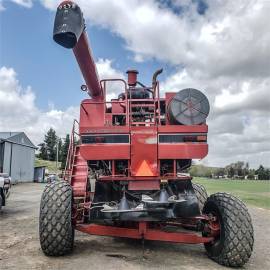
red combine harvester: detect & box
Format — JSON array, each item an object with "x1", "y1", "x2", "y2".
[{"x1": 39, "y1": 1, "x2": 254, "y2": 267}]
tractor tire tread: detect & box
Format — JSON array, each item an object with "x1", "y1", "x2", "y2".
[
  {"x1": 203, "y1": 192, "x2": 254, "y2": 267},
  {"x1": 39, "y1": 180, "x2": 74, "y2": 256}
]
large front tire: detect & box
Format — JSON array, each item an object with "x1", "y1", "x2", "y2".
[
  {"x1": 39, "y1": 180, "x2": 74, "y2": 256},
  {"x1": 203, "y1": 193, "x2": 254, "y2": 267}
]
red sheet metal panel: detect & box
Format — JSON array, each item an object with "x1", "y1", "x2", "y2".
[
  {"x1": 130, "y1": 127, "x2": 158, "y2": 177},
  {"x1": 80, "y1": 125, "x2": 130, "y2": 134},
  {"x1": 111, "y1": 101, "x2": 125, "y2": 113},
  {"x1": 79, "y1": 100, "x2": 105, "y2": 128},
  {"x1": 158, "y1": 124, "x2": 208, "y2": 133},
  {"x1": 80, "y1": 144, "x2": 130, "y2": 160},
  {"x1": 128, "y1": 180, "x2": 160, "y2": 190},
  {"x1": 76, "y1": 223, "x2": 213, "y2": 244},
  {"x1": 158, "y1": 143, "x2": 208, "y2": 159}
]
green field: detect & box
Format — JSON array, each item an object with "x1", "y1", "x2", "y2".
[{"x1": 194, "y1": 177, "x2": 270, "y2": 209}]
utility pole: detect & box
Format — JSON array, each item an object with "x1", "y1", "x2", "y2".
[
  {"x1": 56, "y1": 137, "x2": 65, "y2": 172},
  {"x1": 56, "y1": 141, "x2": 59, "y2": 171}
]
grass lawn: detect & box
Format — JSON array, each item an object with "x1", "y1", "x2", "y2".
[
  {"x1": 35, "y1": 158, "x2": 61, "y2": 173},
  {"x1": 194, "y1": 177, "x2": 270, "y2": 209}
]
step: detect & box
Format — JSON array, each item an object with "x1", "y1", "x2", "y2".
[
  {"x1": 70, "y1": 174, "x2": 88, "y2": 179},
  {"x1": 73, "y1": 168, "x2": 87, "y2": 171},
  {"x1": 71, "y1": 176, "x2": 87, "y2": 180},
  {"x1": 73, "y1": 185, "x2": 86, "y2": 190},
  {"x1": 73, "y1": 171, "x2": 88, "y2": 175},
  {"x1": 73, "y1": 183, "x2": 87, "y2": 189},
  {"x1": 73, "y1": 191, "x2": 85, "y2": 197},
  {"x1": 130, "y1": 104, "x2": 155, "y2": 108},
  {"x1": 71, "y1": 178, "x2": 88, "y2": 183},
  {"x1": 73, "y1": 196, "x2": 85, "y2": 200},
  {"x1": 73, "y1": 158, "x2": 87, "y2": 162},
  {"x1": 73, "y1": 163, "x2": 87, "y2": 167},
  {"x1": 130, "y1": 122, "x2": 155, "y2": 125},
  {"x1": 74, "y1": 163, "x2": 87, "y2": 167}
]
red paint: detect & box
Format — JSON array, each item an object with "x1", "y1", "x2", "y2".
[
  {"x1": 99, "y1": 175, "x2": 191, "y2": 181},
  {"x1": 58, "y1": 1, "x2": 74, "y2": 7},
  {"x1": 73, "y1": 33, "x2": 103, "y2": 99},
  {"x1": 126, "y1": 70, "x2": 138, "y2": 86},
  {"x1": 158, "y1": 125, "x2": 208, "y2": 133},
  {"x1": 197, "y1": 135, "x2": 207, "y2": 141},
  {"x1": 131, "y1": 127, "x2": 158, "y2": 176},
  {"x1": 80, "y1": 144, "x2": 130, "y2": 160},
  {"x1": 76, "y1": 223, "x2": 214, "y2": 244},
  {"x1": 128, "y1": 180, "x2": 160, "y2": 190},
  {"x1": 159, "y1": 144, "x2": 208, "y2": 159}
]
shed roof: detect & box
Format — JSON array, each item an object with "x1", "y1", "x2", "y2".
[
  {"x1": 0, "y1": 132, "x2": 20, "y2": 139},
  {"x1": 0, "y1": 132, "x2": 37, "y2": 149}
]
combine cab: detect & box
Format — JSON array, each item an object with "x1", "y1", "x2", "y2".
[{"x1": 39, "y1": 1, "x2": 254, "y2": 267}]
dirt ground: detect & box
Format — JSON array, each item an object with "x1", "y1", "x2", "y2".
[{"x1": 0, "y1": 183, "x2": 269, "y2": 270}]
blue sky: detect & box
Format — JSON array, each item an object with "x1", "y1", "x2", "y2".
[
  {"x1": 0, "y1": 0, "x2": 269, "y2": 168},
  {"x1": 1, "y1": 0, "x2": 174, "y2": 110}
]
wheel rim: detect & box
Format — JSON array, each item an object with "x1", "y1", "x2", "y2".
[{"x1": 203, "y1": 203, "x2": 224, "y2": 255}]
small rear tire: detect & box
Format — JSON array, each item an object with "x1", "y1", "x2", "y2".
[
  {"x1": 203, "y1": 192, "x2": 254, "y2": 267},
  {"x1": 0, "y1": 194, "x2": 3, "y2": 210},
  {"x1": 39, "y1": 180, "x2": 74, "y2": 256},
  {"x1": 0, "y1": 188, "x2": 5, "y2": 210}
]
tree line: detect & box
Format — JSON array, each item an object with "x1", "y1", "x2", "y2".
[
  {"x1": 38, "y1": 128, "x2": 70, "y2": 170},
  {"x1": 189, "y1": 161, "x2": 270, "y2": 180},
  {"x1": 224, "y1": 162, "x2": 270, "y2": 180}
]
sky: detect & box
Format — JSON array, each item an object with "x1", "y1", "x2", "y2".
[{"x1": 0, "y1": 0, "x2": 269, "y2": 168}]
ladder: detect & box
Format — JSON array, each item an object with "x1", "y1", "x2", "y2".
[{"x1": 64, "y1": 120, "x2": 89, "y2": 223}]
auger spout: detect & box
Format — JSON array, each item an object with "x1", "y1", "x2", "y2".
[{"x1": 53, "y1": 1, "x2": 103, "y2": 99}]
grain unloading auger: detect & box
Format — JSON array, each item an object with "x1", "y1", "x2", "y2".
[{"x1": 39, "y1": 1, "x2": 254, "y2": 267}]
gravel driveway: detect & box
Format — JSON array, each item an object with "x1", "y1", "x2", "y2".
[{"x1": 0, "y1": 183, "x2": 269, "y2": 270}]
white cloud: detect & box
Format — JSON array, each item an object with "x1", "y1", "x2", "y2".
[
  {"x1": 0, "y1": 1, "x2": 5, "y2": 11},
  {"x1": 0, "y1": 0, "x2": 33, "y2": 11},
  {"x1": 4, "y1": 0, "x2": 270, "y2": 167},
  {"x1": 96, "y1": 58, "x2": 125, "y2": 100},
  {"x1": 39, "y1": 0, "x2": 58, "y2": 10},
  {"x1": 8, "y1": 0, "x2": 270, "y2": 78},
  {"x1": 37, "y1": 0, "x2": 270, "y2": 78},
  {"x1": 0, "y1": 66, "x2": 78, "y2": 145},
  {"x1": 0, "y1": 60, "x2": 124, "y2": 145},
  {"x1": 96, "y1": 58, "x2": 124, "y2": 80},
  {"x1": 214, "y1": 87, "x2": 249, "y2": 109},
  {"x1": 11, "y1": 0, "x2": 33, "y2": 8},
  {"x1": 161, "y1": 68, "x2": 270, "y2": 168}
]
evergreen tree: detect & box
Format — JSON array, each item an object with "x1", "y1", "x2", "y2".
[
  {"x1": 226, "y1": 165, "x2": 235, "y2": 178},
  {"x1": 44, "y1": 128, "x2": 58, "y2": 161},
  {"x1": 256, "y1": 165, "x2": 268, "y2": 180},
  {"x1": 244, "y1": 162, "x2": 249, "y2": 176},
  {"x1": 265, "y1": 169, "x2": 270, "y2": 180},
  {"x1": 38, "y1": 142, "x2": 47, "y2": 160},
  {"x1": 61, "y1": 134, "x2": 70, "y2": 169},
  {"x1": 235, "y1": 161, "x2": 244, "y2": 176},
  {"x1": 57, "y1": 138, "x2": 63, "y2": 163}
]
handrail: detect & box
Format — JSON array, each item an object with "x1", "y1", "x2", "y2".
[
  {"x1": 100, "y1": 78, "x2": 161, "y2": 127},
  {"x1": 101, "y1": 79, "x2": 128, "y2": 126},
  {"x1": 64, "y1": 119, "x2": 80, "y2": 182}
]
